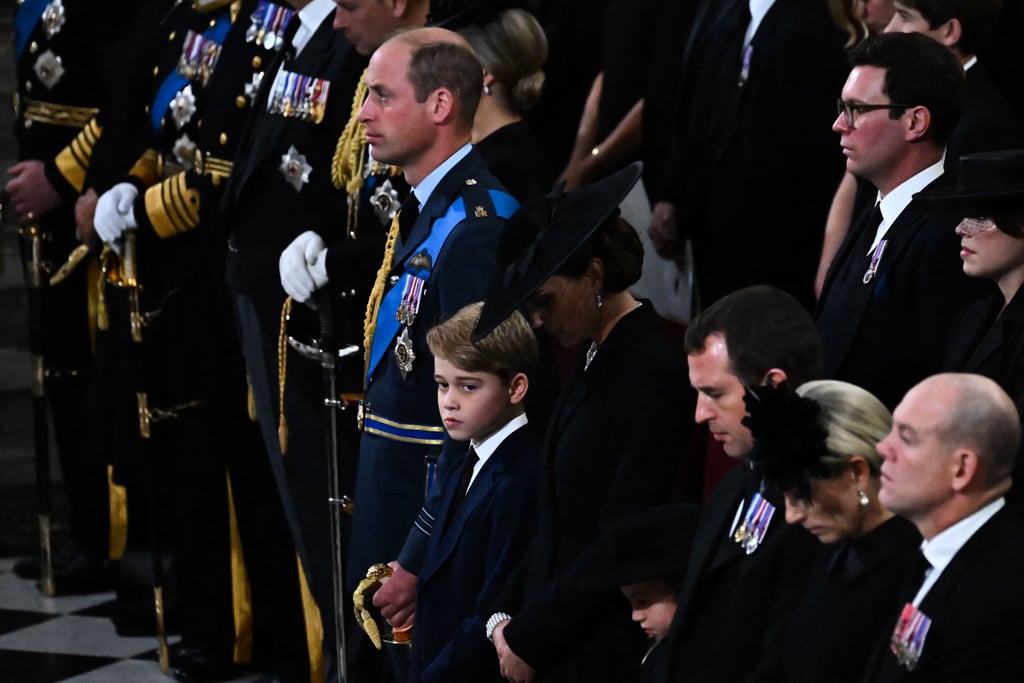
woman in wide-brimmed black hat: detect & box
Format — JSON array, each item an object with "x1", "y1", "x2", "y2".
[
  {"x1": 920, "y1": 149, "x2": 1024, "y2": 500},
  {"x1": 477, "y1": 163, "x2": 692, "y2": 683}
]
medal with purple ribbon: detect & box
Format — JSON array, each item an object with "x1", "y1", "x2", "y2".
[
  {"x1": 863, "y1": 239, "x2": 887, "y2": 284},
  {"x1": 890, "y1": 603, "x2": 932, "y2": 671}
]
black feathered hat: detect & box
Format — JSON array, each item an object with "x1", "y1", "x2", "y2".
[{"x1": 742, "y1": 382, "x2": 833, "y2": 500}]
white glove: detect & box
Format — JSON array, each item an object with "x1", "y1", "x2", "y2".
[
  {"x1": 280, "y1": 230, "x2": 327, "y2": 302},
  {"x1": 94, "y1": 183, "x2": 139, "y2": 248}
]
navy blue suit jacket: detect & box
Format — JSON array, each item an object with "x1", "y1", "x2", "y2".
[{"x1": 410, "y1": 424, "x2": 541, "y2": 683}]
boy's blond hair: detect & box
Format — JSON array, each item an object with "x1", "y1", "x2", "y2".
[{"x1": 427, "y1": 302, "x2": 538, "y2": 383}]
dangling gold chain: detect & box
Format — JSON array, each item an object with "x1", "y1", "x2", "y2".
[
  {"x1": 277, "y1": 297, "x2": 292, "y2": 454},
  {"x1": 362, "y1": 212, "x2": 402, "y2": 386},
  {"x1": 330, "y1": 69, "x2": 403, "y2": 238}
]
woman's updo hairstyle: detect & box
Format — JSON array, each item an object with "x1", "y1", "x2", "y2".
[
  {"x1": 556, "y1": 213, "x2": 643, "y2": 293},
  {"x1": 459, "y1": 8, "x2": 548, "y2": 114}
]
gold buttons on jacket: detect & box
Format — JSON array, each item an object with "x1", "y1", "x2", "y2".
[
  {"x1": 236, "y1": 95, "x2": 247, "y2": 109},
  {"x1": 168, "y1": 31, "x2": 176, "y2": 42},
  {"x1": 219, "y1": 133, "x2": 227, "y2": 145},
  {"x1": 29, "y1": 41, "x2": 38, "y2": 54},
  {"x1": 252, "y1": 56, "x2": 262, "y2": 69}
]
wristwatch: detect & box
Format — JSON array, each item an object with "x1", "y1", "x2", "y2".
[{"x1": 485, "y1": 612, "x2": 512, "y2": 642}]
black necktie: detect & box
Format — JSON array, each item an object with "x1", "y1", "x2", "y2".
[
  {"x1": 447, "y1": 446, "x2": 479, "y2": 522},
  {"x1": 398, "y1": 192, "x2": 419, "y2": 241},
  {"x1": 899, "y1": 549, "x2": 932, "y2": 605}
]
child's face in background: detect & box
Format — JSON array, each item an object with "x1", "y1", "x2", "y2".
[{"x1": 622, "y1": 579, "x2": 678, "y2": 642}]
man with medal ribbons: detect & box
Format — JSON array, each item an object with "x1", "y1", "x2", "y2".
[
  {"x1": 815, "y1": 32, "x2": 990, "y2": 410},
  {"x1": 654, "y1": 285, "x2": 820, "y2": 682},
  {"x1": 866, "y1": 372, "x2": 1024, "y2": 680}
]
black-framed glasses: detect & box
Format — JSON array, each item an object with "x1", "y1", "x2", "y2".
[{"x1": 836, "y1": 99, "x2": 912, "y2": 128}]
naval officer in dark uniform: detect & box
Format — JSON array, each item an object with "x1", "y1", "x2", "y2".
[
  {"x1": 221, "y1": 1, "x2": 369, "y2": 678},
  {"x1": 92, "y1": 1, "x2": 314, "y2": 677},
  {"x1": 6, "y1": 0, "x2": 140, "y2": 593}
]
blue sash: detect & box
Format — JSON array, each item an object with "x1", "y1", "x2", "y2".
[
  {"x1": 15, "y1": 0, "x2": 50, "y2": 59},
  {"x1": 366, "y1": 189, "x2": 518, "y2": 382},
  {"x1": 149, "y1": 12, "x2": 232, "y2": 133}
]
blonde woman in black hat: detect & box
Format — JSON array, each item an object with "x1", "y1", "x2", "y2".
[
  {"x1": 743, "y1": 380, "x2": 920, "y2": 683},
  {"x1": 928, "y1": 149, "x2": 1024, "y2": 503},
  {"x1": 476, "y1": 163, "x2": 689, "y2": 683}
]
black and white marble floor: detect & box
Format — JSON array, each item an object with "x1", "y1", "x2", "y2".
[
  {"x1": 0, "y1": 557, "x2": 179, "y2": 682},
  {"x1": 0, "y1": 558, "x2": 269, "y2": 683}
]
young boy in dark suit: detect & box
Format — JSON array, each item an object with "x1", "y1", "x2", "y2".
[{"x1": 409, "y1": 301, "x2": 541, "y2": 683}]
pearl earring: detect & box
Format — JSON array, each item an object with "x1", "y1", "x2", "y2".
[
  {"x1": 857, "y1": 488, "x2": 869, "y2": 507},
  {"x1": 594, "y1": 290, "x2": 603, "y2": 308},
  {"x1": 484, "y1": 84, "x2": 491, "y2": 95}
]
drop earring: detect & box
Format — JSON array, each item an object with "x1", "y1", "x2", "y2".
[
  {"x1": 483, "y1": 83, "x2": 491, "y2": 95},
  {"x1": 594, "y1": 290, "x2": 603, "y2": 308},
  {"x1": 857, "y1": 488, "x2": 869, "y2": 507}
]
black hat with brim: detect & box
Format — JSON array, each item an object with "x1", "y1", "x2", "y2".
[
  {"x1": 916, "y1": 149, "x2": 1024, "y2": 209},
  {"x1": 473, "y1": 162, "x2": 643, "y2": 342},
  {"x1": 584, "y1": 503, "x2": 701, "y2": 590}
]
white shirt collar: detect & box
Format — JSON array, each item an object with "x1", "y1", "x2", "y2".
[
  {"x1": 912, "y1": 497, "x2": 1005, "y2": 606},
  {"x1": 292, "y1": 0, "x2": 335, "y2": 56},
  {"x1": 745, "y1": 0, "x2": 776, "y2": 45},
  {"x1": 410, "y1": 143, "x2": 473, "y2": 210},
  {"x1": 466, "y1": 412, "x2": 528, "y2": 490},
  {"x1": 869, "y1": 157, "x2": 945, "y2": 251}
]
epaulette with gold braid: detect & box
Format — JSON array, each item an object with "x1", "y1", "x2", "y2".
[{"x1": 330, "y1": 70, "x2": 401, "y2": 238}]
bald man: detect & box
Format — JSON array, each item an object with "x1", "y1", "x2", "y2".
[{"x1": 868, "y1": 373, "x2": 1024, "y2": 681}]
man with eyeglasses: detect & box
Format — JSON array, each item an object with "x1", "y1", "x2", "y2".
[
  {"x1": 814, "y1": 0, "x2": 1020, "y2": 300},
  {"x1": 816, "y1": 31, "x2": 991, "y2": 410}
]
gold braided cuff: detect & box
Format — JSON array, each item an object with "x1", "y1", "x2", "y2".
[
  {"x1": 54, "y1": 116, "x2": 102, "y2": 192},
  {"x1": 145, "y1": 173, "x2": 200, "y2": 238}
]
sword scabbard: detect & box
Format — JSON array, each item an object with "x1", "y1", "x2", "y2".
[
  {"x1": 137, "y1": 392, "x2": 151, "y2": 440},
  {"x1": 154, "y1": 585, "x2": 170, "y2": 672},
  {"x1": 38, "y1": 514, "x2": 54, "y2": 597}
]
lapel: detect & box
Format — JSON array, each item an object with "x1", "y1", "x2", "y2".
[
  {"x1": 917, "y1": 507, "x2": 1012, "y2": 618},
  {"x1": 549, "y1": 303, "x2": 652, "y2": 435},
  {"x1": 390, "y1": 150, "x2": 483, "y2": 270},
  {"x1": 417, "y1": 428, "x2": 528, "y2": 587},
  {"x1": 818, "y1": 194, "x2": 933, "y2": 368},
  {"x1": 679, "y1": 466, "x2": 749, "y2": 612},
  {"x1": 963, "y1": 289, "x2": 1024, "y2": 372},
  {"x1": 818, "y1": 199, "x2": 877, "y2": 309}
]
